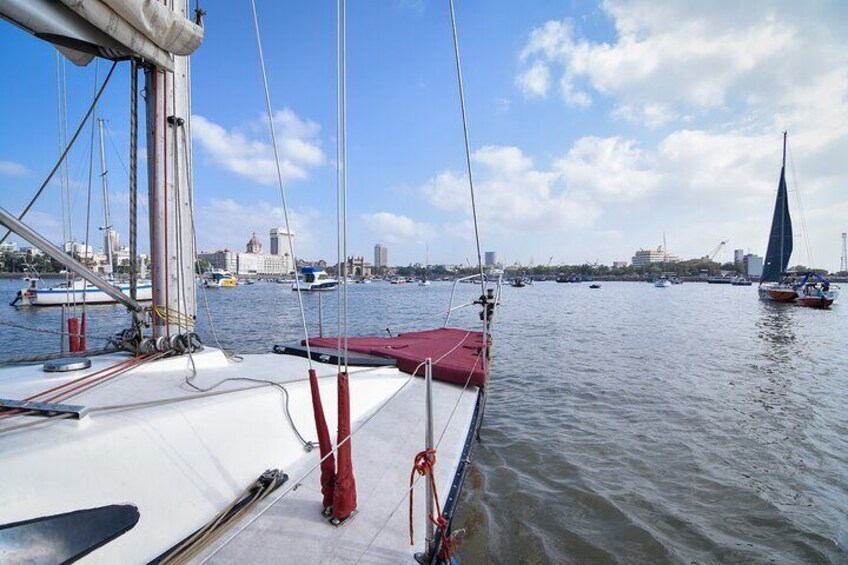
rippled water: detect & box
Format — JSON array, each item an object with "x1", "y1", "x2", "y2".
[{"x1": 2, "y1": 279, "x2": 847, "y2": 563}]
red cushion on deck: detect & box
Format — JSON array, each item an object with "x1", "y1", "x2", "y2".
[{"x1": 305, "y1": 328, "x2": 488, "y2": 388}]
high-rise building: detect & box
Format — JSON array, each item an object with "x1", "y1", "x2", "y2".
[
  {"x1": 484, "y1": 251, "x2": 497, "y2": 266},
  {"x1": 269, "y1": 228, "x2": 293, "y2": 256},
  {"x1": 734, "y1": 248, "x2": 744, "y2": 266},
  {"x1": 374, "y1": 244, "x2": 388, "y2": 268},
  {"x1": 743, "y1": 254, "x2": 763, "y2": 278}
]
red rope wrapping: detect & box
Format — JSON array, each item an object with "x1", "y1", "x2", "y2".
[{"x1": 408, "y1": 448, "x2": 457, "y2": 562}]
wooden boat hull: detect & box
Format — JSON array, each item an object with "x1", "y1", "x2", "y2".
[
  {"x1": 758, "y1": 285, "x2": 797, "y2": 302},
  {"x1": 796, "y1": 295, "x2": 835, "y2": 308}
]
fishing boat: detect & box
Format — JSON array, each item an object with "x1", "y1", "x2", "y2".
[
  {"x1": 0, "y1": 2, "x2": 499, "y2": 563},
  {"x1": 14, "y1": 277, "x2": 153, "y2": 306},
  {"x1": 292, "y1": 266, "x2": 338, "y2": 292},
  {"x1": 204, "y1": 269, "x2": 238, "y2": 288},
  {"x1": 794, "y1": 272, "x2": 839, "y2": 308}
]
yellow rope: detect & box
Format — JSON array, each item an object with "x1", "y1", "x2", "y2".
[{"x1": 153, "y1": 305, "x2": 195, "y2": 330}]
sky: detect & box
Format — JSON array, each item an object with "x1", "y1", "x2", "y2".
[{"x1": 1, "y1": 0, "x2": 847, "y2": 270}]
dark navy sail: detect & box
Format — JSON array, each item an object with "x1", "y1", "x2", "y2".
[{"x1": 761, "y1": 133, "x2": 793, "y2": 283}]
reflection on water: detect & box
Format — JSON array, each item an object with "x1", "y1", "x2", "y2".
[{"x1": 1, "y1": 280, "x2": 847, "y2": 563}]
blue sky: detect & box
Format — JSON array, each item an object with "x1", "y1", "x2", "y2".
[{"x1": 1, "y1": 1, "x2": 847, "y2": 270}]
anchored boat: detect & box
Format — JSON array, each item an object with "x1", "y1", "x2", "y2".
[
  {"x1": 15, "y1": 277, "x2": 153, "y2": 306},
  {"x1": 0, "y1": 2, "x2": 497, "y2": 563},
  {"x1": 293, "y1": 266, "x2": 338, "y2": 292}
]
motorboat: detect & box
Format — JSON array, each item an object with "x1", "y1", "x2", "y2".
[
  {"x1": 204, "y1": 270, "x2": 238, "y2": 288},
  {"x1": 293, "y1": 266, "x2": 338, "y2": 292}
]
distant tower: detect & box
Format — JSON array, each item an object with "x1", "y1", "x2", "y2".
[
  {"x1": 269, "y1": 227, "x2": 293, "y2": 256},
  {"x1": 374, "y1": 244, "x2": 388, "y2": 268},
  {"x1": 484, "y1": 251, "x2": 497, "y2": 266},
  {"x1": 841, "y1": 232, "x2": 847, "y2": 273},
  {"x1": 734, "y1": 248, "x2": 744, "y2": 266},
  {"x1": 246, "y1": 232, "x2": 262, "y2": 254}
]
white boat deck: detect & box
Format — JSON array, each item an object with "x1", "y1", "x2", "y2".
[{"x1": 0, "y1": 346, "x2": 481, "y2": 564}]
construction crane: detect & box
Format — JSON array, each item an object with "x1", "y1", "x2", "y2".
[
  {"x1": 547, "y1": 256, "x2": 554, "y2": 267},
  {"x1": 704, "y1": 240, "x2": 728, "y2": 261}
]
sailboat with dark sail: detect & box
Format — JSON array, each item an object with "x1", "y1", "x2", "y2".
[
  {"x1": 757, "y1": 132, "x2": 839, "y2": 307},
  {"x1": 758, "y1": 132, "x2": 799, "y2": 302}
]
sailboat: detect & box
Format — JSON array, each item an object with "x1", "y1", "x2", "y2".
[
  {"x1": 419, "y1": 245, "x2": 431, "y2": 286},
  {"x1": 653, "y1": 233, "x2": 672, "y2": 287},
  {"x1": 12, "y1": 117, "x2": 153, "y2": 306},
  {"x1": 757, "y1": 132, "x2": 839, "y2": 307},
  {"x1": 0, "y1": 2, "x2": 499, "y2": 564}
]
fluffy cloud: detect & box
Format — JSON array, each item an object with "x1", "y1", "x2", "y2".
[
  {"x1": 516, "y1": 1, "x2": 848, "y2": 129},
  {"x1": 420, "y1": 145, "x2": 601, "y2": 232},
  {"x1": 361, "y1": 212, "x2": 433, "y2": 243},
  {"x1": 0, "y1": 160, "x2": 29, "y2": 177},
  {"x1": 192, "y1": 109, "x2": 325, "y2": 186},
  {"x1": 195, "y1": 198, "x2": 322, "y2": 258}
]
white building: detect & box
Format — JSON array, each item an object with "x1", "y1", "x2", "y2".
[
  {"x1": 0, "y1": 241, "x2": 17, "y2": 254},
  {"x1": 632, "y1": 247, "x2": 679, "y2": 267},
  {"x1": 270, "y1": 227, "x2": 294, "y2": 257}
]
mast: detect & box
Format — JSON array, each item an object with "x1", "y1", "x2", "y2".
[
  {"x1": 97, "y1": 118, "x2": 113, "y2": 275},
  {"x1": 779, "y1": 131, "x2": 786, "y2": 274},
  {"x1": 144, "y1": 0, "x2": 197, "y2": 338}
]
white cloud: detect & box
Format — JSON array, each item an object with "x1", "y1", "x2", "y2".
[
  {"x1": 195, "y1": 198, "x2": 323, "y2": 259},
  {"x1": 192, "y1": 109, "x2": 325, "y2": 186},
  {"x1": 516, "y1": 1, "x2": 848, "y2": 127},
  {"x1": 361, "y1": 212, "x2": 433, "y2": 243},
  {"x1": 554, "y1": 136, "x2": 660, "y2": 202},
  {"x1": 0, "y1": 160, "x2": 29, "y2": 177},
  {"x1": 420, "y1": 145, "x2": 601, "y2": 232},
  {"x1": 516, "y1": 60, "x2": 551, "y2": 98}
]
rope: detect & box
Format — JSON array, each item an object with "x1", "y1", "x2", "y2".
[
  {"x1": 249, "y1": 0, "x2": 314, "y2": 370},
  {"x1": 408, "y1": 448, "x2": 439, "y2": 545},
  {"x1": 0, "y1": 347, "x2": 120, "y2": 367},
  {"x1": 0, "y1": 319, "x2": 111, "y2": 342},
  {"x1": 159, "y1": 469, "x2": 285, "y2": 565},
  {"x1": 153, "y1": 305, "x2": 195, "y2": 330},
  {"x1": 0, "y1": 61, "x2": 119, "y2": 246}
]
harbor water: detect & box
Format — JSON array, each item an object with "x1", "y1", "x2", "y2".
[{"x1": 1, "y1": 279, "x2": 846, "y2": 563}]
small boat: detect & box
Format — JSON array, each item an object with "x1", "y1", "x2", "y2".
[
  {"x1": 14, "y1": 278, "x2": 153, "y2": 307},
  {"x1": 731, "y1": 276, "x2": 752, "y2": 286},
  {"x1": 292, "y1": 266, "x2": 338, "y2": 291},
  {"x1": 555, "y1": 273, "x2": 569, "y2": 283},
  {"x1": 204, "y1": 269, "x2": 238, "y2": 288},
  {"x1": 390, "y1": 277, "x2": 408, "y2": 285},
  {"x1": 654, "y1": 276, "x2": 671, "y2": 288},
  {"x1": 707, "y1": 277, "x2": 732, "y2": 284},
  {"x1": 589, "y1": 283, "x2": 601, "y2": 289},
  {"x1": 510, "y1": 278, "x2": 526, "y2": 288},
  {"x1": 418, "y1": 279, "x2": 431, "y2": 286},
  {"x1": 794, "y1": 272, "x2": 839, "y2": 308}
]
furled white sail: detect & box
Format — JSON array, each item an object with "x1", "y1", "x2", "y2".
[{"x1": 0, "y1": 0, "x2": 203, "y2": 71}]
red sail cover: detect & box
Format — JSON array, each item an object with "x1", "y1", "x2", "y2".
[{"x1": 306, "y1": 328, "x2": 488, "y2": 388}]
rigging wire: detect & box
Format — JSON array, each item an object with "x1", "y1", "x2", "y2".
[
  {"x1": 448, "y1": 0, "x2": 486, "y2": 299},
  {"x1": 82, "y1": 61, "x2": 100, "y2": 318},
  {"x1": 0, "y1": 61, "x2": 118, "y2": 246},
  {"x1": 249, "y1": 0, "x2": 314, "y2": 370},
  {"x1": 335, "y1": 0, "x2": 349, "y2": 373},
  {"x1": 786, "y1": 144, "x2": 814, "y2": 268}
]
